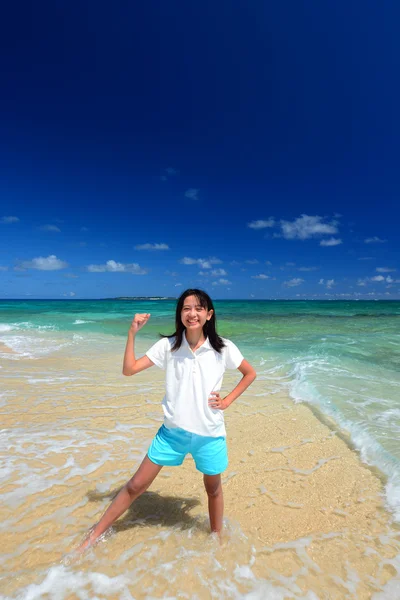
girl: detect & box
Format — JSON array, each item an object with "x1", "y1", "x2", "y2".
[{"x1": 79, "y1": 289, "x2": 256, "y2": 550}]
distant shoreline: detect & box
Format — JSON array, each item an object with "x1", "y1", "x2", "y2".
[
  {"x1": 104, "y1": 297, "x2": 176, "y2": 300},
  {"x1": 1, "y1": 298, "x2": 400, "y2": 302}
]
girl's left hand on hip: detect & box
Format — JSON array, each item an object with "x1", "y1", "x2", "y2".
[{"x1": 208, "y1": 392, "x2": 229, "y2": 410}]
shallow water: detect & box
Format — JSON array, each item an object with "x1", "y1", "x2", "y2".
[{"x1": 1, "y1": 300, "x2": 400, "y2": 598}]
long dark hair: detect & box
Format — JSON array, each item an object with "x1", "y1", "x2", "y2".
[{"x1": 164, "y1": 288, "x2": 225, "y2": 353}]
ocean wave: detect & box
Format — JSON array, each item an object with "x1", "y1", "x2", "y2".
[
  {"x1": 0, "y1": 335, "x2": 72, "y2": 359},
  {"x1": 0, "y1": 531, "x2": 321, "y2": 600},
  {"x1": 0, "y1": 321, "x2": 58, "y2": 332},
  {"x1": 287, "y1": 359, "x2": 400, "y2": 522},
  {"x1": 73, "y1": 319, "x2": 94, "y2": 324}
]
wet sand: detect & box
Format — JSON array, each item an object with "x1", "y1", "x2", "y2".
[
  {"x1": 1, "y1": 348, "x2": 400, "y2": 598},
  {"x1": 0, "y1": 342, "x2": 14, "y2": 353}
]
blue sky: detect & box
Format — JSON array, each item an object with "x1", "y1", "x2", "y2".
[{"x1": 1, "y1": 1, "x2": 399, "y2": 299}]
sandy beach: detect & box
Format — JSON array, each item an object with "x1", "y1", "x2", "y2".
[{"x1": 1, "y1": 342, "x2": 400, "y2": 599}]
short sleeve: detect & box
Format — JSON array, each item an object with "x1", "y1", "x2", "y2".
[
  {"x1": 145, "y1": 337, "x2": 169, "y2": 370},
  {"x1": 223, "y1": 339, "x2": 244, "y2": 370}
]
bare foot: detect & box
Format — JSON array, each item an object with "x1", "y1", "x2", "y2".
[
  {"x1": 75, "y1": 525, "x2": 114, "y2": 553},
  {"x1": 210, "y1": 530, "x2": 223, "y2": 545},
  {"x1": 76, "y1": 526, "x2": 97, "y2": 553}
]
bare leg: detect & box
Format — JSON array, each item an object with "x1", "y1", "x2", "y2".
[
  {"x1": 78, "y1": 455, "x2": 162, "y2": 550},
  {"x1": 203, "y1": 474, "x2": 223, "y2": 534}
]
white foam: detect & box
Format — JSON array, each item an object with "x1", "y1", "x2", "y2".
[
  {"x1": 73, "y1": 320, "x2": 94, "y2": 325},
  {"x1": 27, "y1": 377, "x2": 75, "y2": 384},
  {"x1": 288, "y1": 359, "x2": 400, "y2": 521},
  {"x1": 1, "y1": 565, "x2": 132, "y2": 600},
  {"x1": 0, "y1": 335, "x2": 71, "y2": 359},
  {"x1": 0, "y1": 321, "x2": 43, "y2": 331}
]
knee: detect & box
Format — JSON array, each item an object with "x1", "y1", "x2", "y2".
[
  {"x1": 125, "y1": 476, "x2": 145, "y2": 498},
  {"x1": 204, "y1": 477, "x2": 222, "y2": 498}
]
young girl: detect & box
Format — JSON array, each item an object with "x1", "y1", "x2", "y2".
[{"x1": 79, "y1": 289, "x2": 256, "y2": 549}]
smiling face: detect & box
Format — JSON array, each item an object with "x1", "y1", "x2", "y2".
[{"x1": 180, "y1": 295, "x2": 214, "y2": 333}]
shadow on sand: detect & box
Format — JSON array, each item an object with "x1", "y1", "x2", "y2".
[{"x1": 86, "y1": 487, "x2": 206, "y2": 534}]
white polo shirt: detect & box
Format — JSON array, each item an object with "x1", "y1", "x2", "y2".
[{"x1": 145, "y1": 333, "x2": 244, "y2": 438}]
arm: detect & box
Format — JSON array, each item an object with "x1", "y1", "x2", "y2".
[
  {"x1": 208, "y1": 359, "x2": 257, "y2": 410},
  {"x1": 122, "y1": 313, "x2": 155, "y2": 376}
]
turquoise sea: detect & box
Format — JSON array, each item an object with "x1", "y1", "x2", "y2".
[{"x1": 1, "y1": 298, "x2": 400, "y2": 521}]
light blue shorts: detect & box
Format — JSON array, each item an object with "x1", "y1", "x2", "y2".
[{"x1": 147, "y1": 425, "x2": 228, "y2": 476}]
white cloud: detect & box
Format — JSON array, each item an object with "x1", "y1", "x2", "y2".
[
  {"x1": 0, "y1": 266, "x2": 8, "y2": 271},
  {"x1": 359, "y1": 274, "x2": 397, "y2": 285},
  {"x1": 1, "y1": 216, "x2": 19, "y2": 224},
  {"x1": 20, "y1": 255, "x2": 68, "y2": 271},
  {"x1": 135, "y1": 243, "x2": 169, "y2": 251},
  {"x1": 280, "y1": 215, "x2": 338, "y2": 240},
  {"x1": 370, "y1": 275, "x2": 395, "y2": 284},
  {"x1": 320, "y1": 237, "x2": 342, "y2": 247},
  {"x1": 212, "y1": 278, "x2": 231, "y2": 286},
  {"x1": 248, "y1": 213, "x2": 343, "y2": 246},
  {"x1": 211, "y1": 268, "x2": 227, "y2": 276},
  {"x1": 298, "y1": 266, "x2": 318, "y2": 271},
  {"x1": 245, "y1": 259, "x2": 259, "y2": 264},
  {"x1": 318, "y1": 279, "x2": 335, "y2": 289},
  {"x1": 40, "y1": 225, "x2": 61, "y2": 232},
  {"x1": 184, "y1": 188, "x2": 199, "y2": 200},
  {"x1": 62, "y1": 291, "x2": 76, "y2": 297},
  {"x1": 265, "y1": 260, "x2": 272, "y2": 265},
  {"x1": 87, "y1": 260, "x2": 147, "y2": 274},
  {"x1": 376, "y1": 267, "x2": 396, "y2": 272},
  {"x1": 251, "y1": 274, "x2": 269, "y2": 279},
  {"x1": 283, "y1": 278, "x2": 304, "y2": 287},
  {"x1": 364, "y1": 236, "x2": 387, "y2": 244},
  {"x1": 175, "y1": 283, "x2": 182, "y2": 287},
  {"x1": 247, "y1": 218, "x2": 275, "y2": 229},
  {"x1": 180, "y1": 256, "x2": 222, "y2": 269},
  {"x1": 161, "y1": 167, "x2": 179, "y2": 182},
  {"x1": 64, "y1": 273, "x2": 78, "y2": 278}
]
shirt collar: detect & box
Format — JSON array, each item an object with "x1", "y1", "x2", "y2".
[{"x1": 183, "y1": 331, "x2": 212, "y2": 353}]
